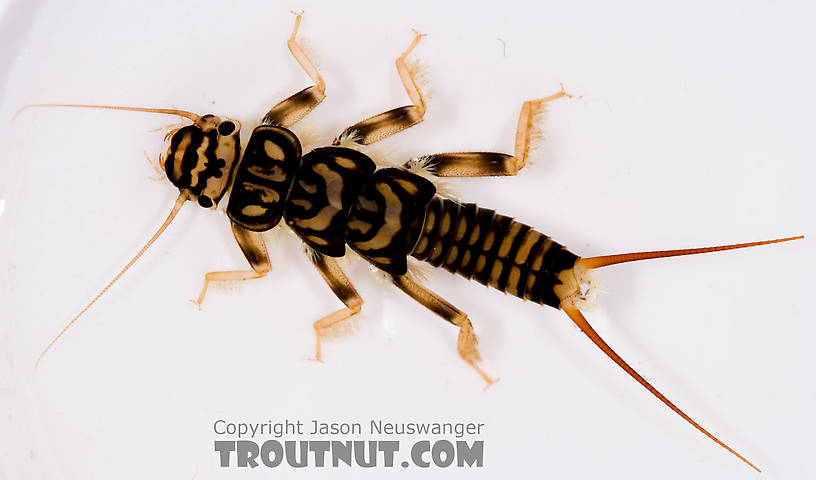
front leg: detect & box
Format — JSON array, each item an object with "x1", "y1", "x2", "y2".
[
  {"x1": 262, "y1": 11, "x2": 327, "y2": 128},
  {"x1": 309, "y1": 252, "x2": 363, "y2": 362},
  {"x1": 194, "y1": 222, "x2": 271, "y2": 308},
  {"x1": 335, "y1": 30, "x2": 428, "y2": 145}
]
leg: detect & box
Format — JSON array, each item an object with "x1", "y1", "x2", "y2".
[
  {"x1": 390, "y1": 274, "x2": 495, "y2": 385},
  {"x1": 412, "y1": 85, "x2": 571, "y2": 177},
  {"x1": 335, "y1": 30, "x2": 427, "y2": 145},
  {"x1": 262, "y1": 11, "x2": 327, "y2": 128},
  {"x1": 193, "y1": 222, "x2": 271, "y2": 308},
  {"x1": 309, "y1": 252, "x2": 363, "y2": 361}
]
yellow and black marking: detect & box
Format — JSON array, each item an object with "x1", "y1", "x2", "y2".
[
  {"x1": 230, "y1": 222, "x2": 271, "y2": 273},
  {"x1": 284, "y1": 146, "x2": 376, "y2": 256},
  {"x1": 335, "y1": 106, "x2": 423, "y2": 146},
  {"x1": 262, "y1": 85, "x2": 325, "y2": 128},
  {"x1": 346, "y1": 168, "x2": 436, "y2": 274},
  {"x1": 417, "y1": 152, "x2": 517, "y2": 177},
  {"x1": 411, "y1": 197, "x2": 578, "y2": 308},
  {"x1": 164, "y1": 114, "x2": 240, "y2": 208},
  {"x1": 226, "y1": 126, "x2": 302, "y2": 231},
  {"x1": 311, "y1": 252, "x2": 360, "y2": 307},
  {"x1": 27, "y1": 13, "x2": 801, "y2": 471}
]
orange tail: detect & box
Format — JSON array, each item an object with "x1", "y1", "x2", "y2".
[
  {"x1": 579, "y1": 235, "x2": 803, "y2": 270},
  {"x1": 562, "y1": 305, "x2": 761, "y2": 472},
  {"x1": 563, "y1": 235, "x2": 805, "y2": 470}
]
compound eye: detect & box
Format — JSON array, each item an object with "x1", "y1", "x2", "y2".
[
  {"x1": 218, "y1": 120, "x2": 236, "y2": 136},
  {"x1": 198, "y1": 196, "x2": 214, "y2": 208}
]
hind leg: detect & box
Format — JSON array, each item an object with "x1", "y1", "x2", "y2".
[
  {"x1": 411, "y1": 86, "x2": 571, "y2": 177},
  {"x1": 390, "y1": 274, "x2": 494, "y2": 385},
  {"x1": 335, "y1": 30, "x2": 428, "y2": 145},
  {"x1": 193, "y1": 223, "x2": 271, "y2": 308},
  {"x1": 262, "y1": 11, "x2": 327, "y2": 128}
]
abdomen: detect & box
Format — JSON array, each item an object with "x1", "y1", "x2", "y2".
[{"x1": 410, "y1": 196, "x2": 578, "y2": 309}]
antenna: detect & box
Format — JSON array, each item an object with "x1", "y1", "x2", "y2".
[
  {"x1": 35, "y1": 191, "x2": 190, "y2": 368},
  {"x1": 13, "y1": 103, "x2": 201, "y2": 122}
]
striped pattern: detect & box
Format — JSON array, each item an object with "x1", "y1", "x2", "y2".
[
  {"x1": 336, "y1": 106, "x2": 423, "y2": 146},
  {"x1": 164, "y1": 115, "x2": 240, "y2": 208},
  {"x1": 284, "y1": 147, "x2": 376, "y2": 257},
  {"x1": 420, "y1": 152, "x2": 517, "y2": 177},
  {"x1": 411, "y1": 197, "x2": 578, "y2": 308},
  {"x1": 346, "y1": 168, "x2": 436, "y2": 275},
  {"x1": 227, "y1": 126, "x2": 302, "y2": 232},
  {"x1": 262, "y1": 85, "x2": 325, "y2": 127}
]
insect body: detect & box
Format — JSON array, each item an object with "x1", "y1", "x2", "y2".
[{"x1": 21, "y1": 13, "x2": 802, "y2": 473}]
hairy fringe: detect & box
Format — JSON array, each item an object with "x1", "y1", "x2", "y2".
[
  {"x1": 335, "y1": 129, "x2": 400, "y2": 168},
  {"x1": 302, "y1": 243, "x2": 321, "y2": 264},
  {"x1": 333, "y1": 129, "x2": 363, "y2": 147},
  {"x1": 405, "y1": 257, "x2": 434, "y2": 284},
  {"x1": 524, "y1": 102, "x2": 549, "y2": 167},
  {"x1": 404, "y1": 156, "x2": 460, "y2": 200},
  {"x1": 406, "y1": 57, "x2": 433, "y2": 104},
  {"x1": 291, "y1": 120, "x2": 331, "y2": 155},
  {"x1": 317, "y1": 313, "x2": 362, "y2": 342},
  {"x1": 458, "y1": 320, "x2": 481, "y2": 363},
  {"x1": 298, "y1": 37, "x2": 320, "y2": 69}
]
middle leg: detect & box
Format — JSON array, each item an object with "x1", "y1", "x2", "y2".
[
  {"x1": 309, "y1": 252, "x2": 363, "y2": 362},
  {"x1": 335, "y1": 30, "x2": 428, "y2": 145}
]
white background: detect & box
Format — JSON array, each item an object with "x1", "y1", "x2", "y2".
[{"x1": 0, "y1": 0, "x2": 814, "y2": 478}]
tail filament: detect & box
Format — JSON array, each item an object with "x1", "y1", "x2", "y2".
[
  {"x1": 579, "y1": 236, "x2": 803, "y2": 270},
  {"x1": 562, "y1": 305, "x2": 761, "y2": 472}
]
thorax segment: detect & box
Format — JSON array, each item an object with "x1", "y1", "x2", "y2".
[{"x1": 284, "y1": 146, "x2": 376, "y2": 256}]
